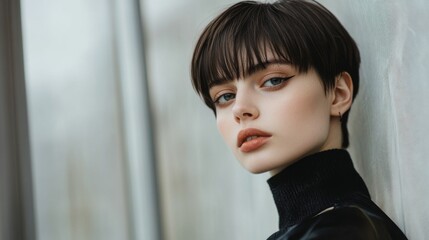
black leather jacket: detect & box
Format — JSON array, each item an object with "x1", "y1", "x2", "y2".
[{"x1": 266, "y1": 150, "x2": 407, "y2": 240}]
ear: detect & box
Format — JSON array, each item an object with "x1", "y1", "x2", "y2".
[{"x1": 330, "y1": 72, "x2": 353, "y2": 118}]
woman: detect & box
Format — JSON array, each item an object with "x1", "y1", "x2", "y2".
[{"x1": 191, "y1": 0, "x2": 408, "y2": 239}]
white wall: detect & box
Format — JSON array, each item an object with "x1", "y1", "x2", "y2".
[{"x1": 320, "y1": 1, "x2": 429, "y2": 239}]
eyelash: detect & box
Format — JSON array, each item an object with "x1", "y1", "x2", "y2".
[
  {"x1": 214, "y1": 93, "x2": 235, "y2": 105},
  {"x1": 261, "y1": 76, "x2": 293, "y2": 88},
  {"x1": 213, "y1": 76, "x2": 293, "y2": 106}
]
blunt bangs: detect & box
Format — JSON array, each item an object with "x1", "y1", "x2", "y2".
[{"x1": 192, "y1": 1, "x2": 315, "y2": 111}]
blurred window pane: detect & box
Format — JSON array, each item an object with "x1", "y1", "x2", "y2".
[{"x1": 21, "y1": 0, "x2": 159, "y2": 239}]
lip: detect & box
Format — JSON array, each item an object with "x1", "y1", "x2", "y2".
[{"x1": 237, "y1": 128, "x2": 272, "y2": 153}]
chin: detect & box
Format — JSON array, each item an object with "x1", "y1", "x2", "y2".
[
  {"x1": 246, "y1": 167, "x2": 267, "y2": 174},
  {"x1": 240, "y1": 154, "x2": 301, "y2": 175},
  {"x1": 241, "y1": 160, "x2": 277, "y2": 174}
]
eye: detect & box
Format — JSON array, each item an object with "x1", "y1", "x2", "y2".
[
  {"x1": 261, "y1": 76, "x2": 293, "y2": 88},
  {"x1": 214, "y1": 93, "x2": 235, "y2": 105}
]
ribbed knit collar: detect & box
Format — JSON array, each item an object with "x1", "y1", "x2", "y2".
[{"x1": 267, "y1": 149, "x2": 370, "y2": 229}]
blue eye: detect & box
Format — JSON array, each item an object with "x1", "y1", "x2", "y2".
[
  {"x1": 215, "y1": 93, "x2": 235, "y2": 105},
  {"x1": 262, "y1": 77, "x2": 287, "y2": 87},
  {"x1": 262, "y1": 76, "x2": 292, "y2": 87}
]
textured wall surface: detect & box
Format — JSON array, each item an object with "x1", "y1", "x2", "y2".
[
  {"x1": 143, "y1": 0, "x2": 428, "y2": 239},
  {"x1": 321, "y1": 1, "x2": 429, "y2": 239}
]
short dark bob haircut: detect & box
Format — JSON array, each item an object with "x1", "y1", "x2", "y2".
[{"x1": 191, "y1": 0, "x2": 360, "y2": 148}]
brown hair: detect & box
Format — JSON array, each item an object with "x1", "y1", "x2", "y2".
[{"x1": 191, "y1": 0, "x2": 360, "y2": 148}]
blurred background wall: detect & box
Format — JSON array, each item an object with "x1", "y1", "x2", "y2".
[
  {"x1": 19, "y1": 0, "x2": 160, "y2": 239},
  {"x1": 1, "y1": 0, "x2": 427, "y2": 239}
]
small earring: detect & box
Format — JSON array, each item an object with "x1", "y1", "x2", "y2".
[{"x1": 339, "y1": 112, "x2": 342, "y2": 122}]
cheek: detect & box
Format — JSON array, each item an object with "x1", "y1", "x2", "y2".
[
  {"x1": 275, "y1": 86, "x2": 331, "y2": 145},
  {"x1": 295, "y1": 90, "x2": 331, "y2": 142},
  {"x1": 295, "y1": 90, "x2": 329, "y2": 122}
]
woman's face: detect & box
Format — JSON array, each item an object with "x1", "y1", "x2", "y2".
[{"x1": 209, "y1": 62, "x2": 339, "y2": 174}]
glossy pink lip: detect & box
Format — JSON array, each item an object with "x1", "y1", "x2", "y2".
[{"x1": 237, "y1": 128, "x2": 272, "y2": 153}]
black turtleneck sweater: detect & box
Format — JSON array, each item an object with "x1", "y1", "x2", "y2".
[{"x1": 266, "y1": 149, "x2": 407, "y2": 240}]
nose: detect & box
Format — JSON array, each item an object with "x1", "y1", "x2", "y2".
[{"x1": 232, "y1": 91, "x2": 259, "y2": 123}]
